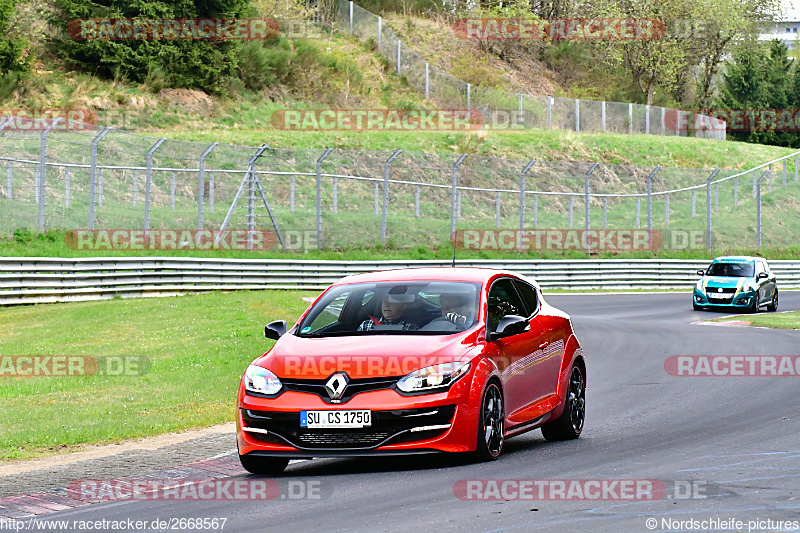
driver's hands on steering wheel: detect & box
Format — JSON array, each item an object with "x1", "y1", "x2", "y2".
[{"x1": 444, "y1": 312, "x2": 468, "y2": 328}]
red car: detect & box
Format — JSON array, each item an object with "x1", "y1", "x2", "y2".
[{"x1": 236, "y1": 267, "x2": 586, "y2": 474}]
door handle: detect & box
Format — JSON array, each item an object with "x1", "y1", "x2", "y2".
[{"x1": 539, "y1": 341, "x2": 549, "y2": 349}]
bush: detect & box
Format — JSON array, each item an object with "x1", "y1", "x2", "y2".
[
  {"x1": 237, "y1": 38, "x2": 292, "y2": 90},
  {"x1": 51, "y1": 0, "x2": 252, "y2": 95},
  {"x1": 0, "y1": 0, "x2": 29, "y2": 72}
]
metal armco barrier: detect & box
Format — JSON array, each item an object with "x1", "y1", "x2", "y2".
[{"x1": 1, "y1": 258, "x2": 799, "y2": 305}]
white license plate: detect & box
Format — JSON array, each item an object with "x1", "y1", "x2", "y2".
[
  {"x1": 300, "y1": 410, "x2": 372, "y2": 429},
  {"x1": 708, "y1": 292, "x2": 729, "y2": 299}
]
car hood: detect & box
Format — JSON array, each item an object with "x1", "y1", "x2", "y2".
[
  {"x1": 254, "y1": 331, "x2": 477, "y2": 379},
  {"x1": 703, "y1": 276, "x2": 748, "y2": 289}
]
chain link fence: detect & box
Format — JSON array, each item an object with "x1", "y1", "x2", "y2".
[
  {"x1": 337, "y1": 0, "x2": 726, "y2": 140},
  {"x1": 1, "y1": 117, "x2": 798, "y2": 252}
]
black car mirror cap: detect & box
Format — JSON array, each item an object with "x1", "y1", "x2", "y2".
[
  {"x1": 488, "y1": 315, "x2": 530, "y2": 341},
  {"x1": 696, "y1": 269, "x2": 705, "y2": 276},
  {"x1": 757, "y1": 272, "x2": 769, "y2": 279},
  {"x1": 265, "y1": 320, "x2": 288, "y2": 340}
]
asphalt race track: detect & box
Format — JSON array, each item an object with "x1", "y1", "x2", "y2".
[{"x1": 35, "y1": 292, "x2": 800, "y2": 533}]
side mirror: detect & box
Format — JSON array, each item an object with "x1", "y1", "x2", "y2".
[
  {"x1": 696, "y1": 270, "x2": 704, "y2": 276},
  {"x1": 757, "y1": 272, "x2": 768, "y2": 279},
  {"x1": 264, "y1": 320, "x2": 287, "y2": 340},
  {"x1": 488, "y1": 315, "x2": 529, "y2": 341}
]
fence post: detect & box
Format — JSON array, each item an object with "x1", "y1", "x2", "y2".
[
  {"x1": 575, "y1": 99, "x2": 580, "y2": 132},
  {"x1": 425, "y1": 63, "x2": 429, "y2": 99},
  {"x1": 691, "y1": 190, "x2": 696, "y2": 217},
  {"x1": 98, "y1": 168, "x2": 104, "y2": 206},
  {"x1": 396, "y1": 41, "x2": 401, "y2": 76},
  {"x1": 381, "y1": 150, "x2": 402, "y2": 245},
  {"x1": 636, "y1": 197, "x2": 640, "y2": 228},
  {"x1": 143, "y1": 137, "x2": 165, "y2": 230},
  {"x1": 88, "y1": 127, "x2": 112, "y2": 229},
  {"x1": 645, "y1": 104, "x2": 650, "y2": 134},
  {"x1": 467, "y1": 83, "x2": 471, "y2": 112},
  {"x1": 496, "y1": 192, "x2": 501, "y2": 228},
  {"x1": 38, "y1": 118, "x2": 63, "y2": 232},
  {"x1": 450, "y1": 154, "x2": 467, "y2": 235},
  {"x1": 783, "y1": 159, "x2": 788, "y2": 186},
  {"x1": 332, "y1": 178, "x2": 337, "y2": 213},
  {"x1": 518, "y1": 94, "x2": 523, "y2": 125},
  {"x1": 753, "y1": 169, "x2": 757, "y2": 199},
  {"x1": 602, "y1": 197, "x2": 607, "y2": 228},
  {"x1": 533, "y1": 194, "x2": 538, "y2": 229},
  {"x1": 796, "y1": 154, "x2": 799, "y2": 181},
  {"x1": 65, "y1": 168, "x2": 70, "y2": 208},
  {"x1": 660, "y1": 107, "x2": 665, "y2": 135},
  {"x1": 734, "y1": 177, "x2": 738, "y2": 207},
  {"x1": 706, "y1": 169, "x2": 720, "y2": 251},
  {"x1": 665, "y1": 193, "x2": 669, "y2": 225},
  {"x1": 756, "y1": 170, "x2": 769, "y2": 246},
  {"x1": 547, "y1": 96, "x2": 552, "y2": 128},
  {"x1": 349, "y1": 0, "x2": 353, "y2": 33},
  {"x1": 520, "y1": 159, "x2": 535, "y2": 231},
  {"x1": 768, "y1": 164, "x2": 773, "y2": 192},
  {"x1": 373, "y1": 183, "x2": 379, "y2": 216},
  {"x1": 197, "y1": 142, "x2": 217, "y2": 230},
  {"x1": 132, "y1": 170, "x2": 138, "y2": 207},
  {"x1": 5, "y1": 161, "x2": 11, "y2": 200},
  {"x1": 415, "y1": 186, "x2": 420, "y2": 218},
  {"x1": 315, "y1": 148, "x2": 333, "y2": 249},
  {"x1": 646, "y1": 166, "x2": 661, "y2": 232},
  {"x1": 584, "y1": 163, "x2": 598, "y2": 238},
  {"x1": 290, "y1": 176, "x2": 295, "y2": 212},
  {"x1": 629, "y1": 103, "x2": 633, "y2": 134},
  {"x1": 377, "y1": 16, "x2": 382, "y2": 52},
  {"x1": 456, "y1": 190, "x2": 462, "y2": 221},
  {"x1": 714, "y1": 183, "x2": 719, "y2": 212},
  {"x1": 601, "y1": 101, "x2": 606, "y2": 133}
]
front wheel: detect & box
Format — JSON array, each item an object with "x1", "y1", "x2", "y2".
[
  {"x1": 542, "y1": 364, "x2": 585, "y2": 441},
  {"x1": 766, "y1": 289, "x2": 778, "y2": 312},
  {"x1": 475, "y1": 381, "x2": 504, "y2": 461},
  {"x1": 239, "y1": 454, "x2": 289, "y2": 475},
  {"x1": 748, "y1": 293, "x2": 760, "y2": 314}
]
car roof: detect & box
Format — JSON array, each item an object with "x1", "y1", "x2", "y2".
[
  {"x1": 334, "y1": 267, "x2": 525, "y2": 286},
  {"x1": 713, "y1": 256, "x2": 761, "y2": 262}
]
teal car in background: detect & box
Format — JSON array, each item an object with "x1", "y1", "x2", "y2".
[{"x1": 693, "y1": 256, "x2": 778, "y2": 313}]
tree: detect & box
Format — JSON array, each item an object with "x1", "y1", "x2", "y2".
[{"x1": 0, "y1": 0, "x2": 28, "y2": 72}]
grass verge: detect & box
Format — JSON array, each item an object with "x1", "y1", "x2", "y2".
[{"x1": 711, "y1": 310, "x2": 800, "y2": 329}]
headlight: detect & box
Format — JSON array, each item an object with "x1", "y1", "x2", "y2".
[
  {"x1": 396, "y1": 362, "x2": 470, "y2": 393},
  {"x1": 244, "y1": 364, "x2": 282, "y2": 395},
  {"x1": 742, "y1": 283, "x2": 757, "y2": 293}
]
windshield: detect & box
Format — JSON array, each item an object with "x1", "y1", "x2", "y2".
[
  {"x1": 706, "y1": 262, "x2": 754, "y2": 277},
  {"x1": 296, "y1": 281, "x2": 481, "y2": 337}
]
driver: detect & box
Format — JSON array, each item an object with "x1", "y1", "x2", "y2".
[
  {"x1": 439, "y1": 292, "x2": 475, "y2": 329},
  {"x1": 357, "y1": 293, "x2": 418, "y2": 331}
]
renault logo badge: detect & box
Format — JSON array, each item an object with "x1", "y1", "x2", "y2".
[{"x1": 325, "y1": 372, "x2": 349, "y2": 400}]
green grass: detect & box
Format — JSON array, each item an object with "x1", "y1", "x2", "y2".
[
  {"x1": 712, "y1": 310, "x2": 800, "y2": 329},
  {"x1": 0, "y1": 290, "x2": 314, "y2": 461}
]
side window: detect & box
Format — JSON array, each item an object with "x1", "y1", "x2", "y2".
[
  {"x1": 487, "y1": 278, "x2": 527, "y2": 332},
  {"x1": 755, "y1": 261, "x2": 764, "y2": 275},
  {"x1": 513, "y1": 280, "x2": 539, "y2": 317}
]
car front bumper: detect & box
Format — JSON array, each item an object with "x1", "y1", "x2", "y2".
[{"x1": 693, "y1": 288, "x2": 755, "y2": 309}]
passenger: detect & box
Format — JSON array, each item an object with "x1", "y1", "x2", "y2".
[
  {"x1": 358, "y1": 293, "x2": 418, "y2": 331},
  {"x1": 439, "y1": 292, "x2": 475, "y2": 329}
]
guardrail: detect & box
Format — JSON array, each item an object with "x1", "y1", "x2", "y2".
[{"x1": 1, "y1": 258, "x2": 798, "y2": 305}]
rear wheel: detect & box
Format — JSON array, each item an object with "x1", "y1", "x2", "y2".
[
  {"x1": 239, "y1": 454, "x2": 289, "y2": 475},
  {"x1": 475, "y1": 382, "x2": 504, "y2": 461},
  {"x1": 542, "y1": 364, "x2": 585, "y2": 441},
  {"x1": 766, "y1": 289, "x2": 778, "y2": 312}
]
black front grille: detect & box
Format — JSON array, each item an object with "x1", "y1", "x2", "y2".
[
  {"x1": 281, "y1": 377, "x2": 398, "y2": 404},
  {"x1": 706, "y1": 286, "x2": 737, "y2": 293},
  {"x1": 242, "y1": 405, "x2": 456, "y2": 450}
]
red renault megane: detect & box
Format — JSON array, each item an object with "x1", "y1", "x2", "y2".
[{"x1": 236, "y1": 267, "x2": 586, "y2": 474}]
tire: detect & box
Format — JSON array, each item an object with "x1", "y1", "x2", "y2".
[
  {"x1": 239, "y1": 454, "x2": 289, "y2": 475},
  {"x1": 475, "y1": 381, "x2": 504, "y2": 461},
  {"x1": 748, "y1": 293, "x2": 760, "y2": 314},
  {"x1": 542, "y1": 364, "x2": 586, "y2": 441}
]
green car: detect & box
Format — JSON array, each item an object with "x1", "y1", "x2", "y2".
[{"x1": 693, "y1": 256, "x2": 778, "y2": 313}]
